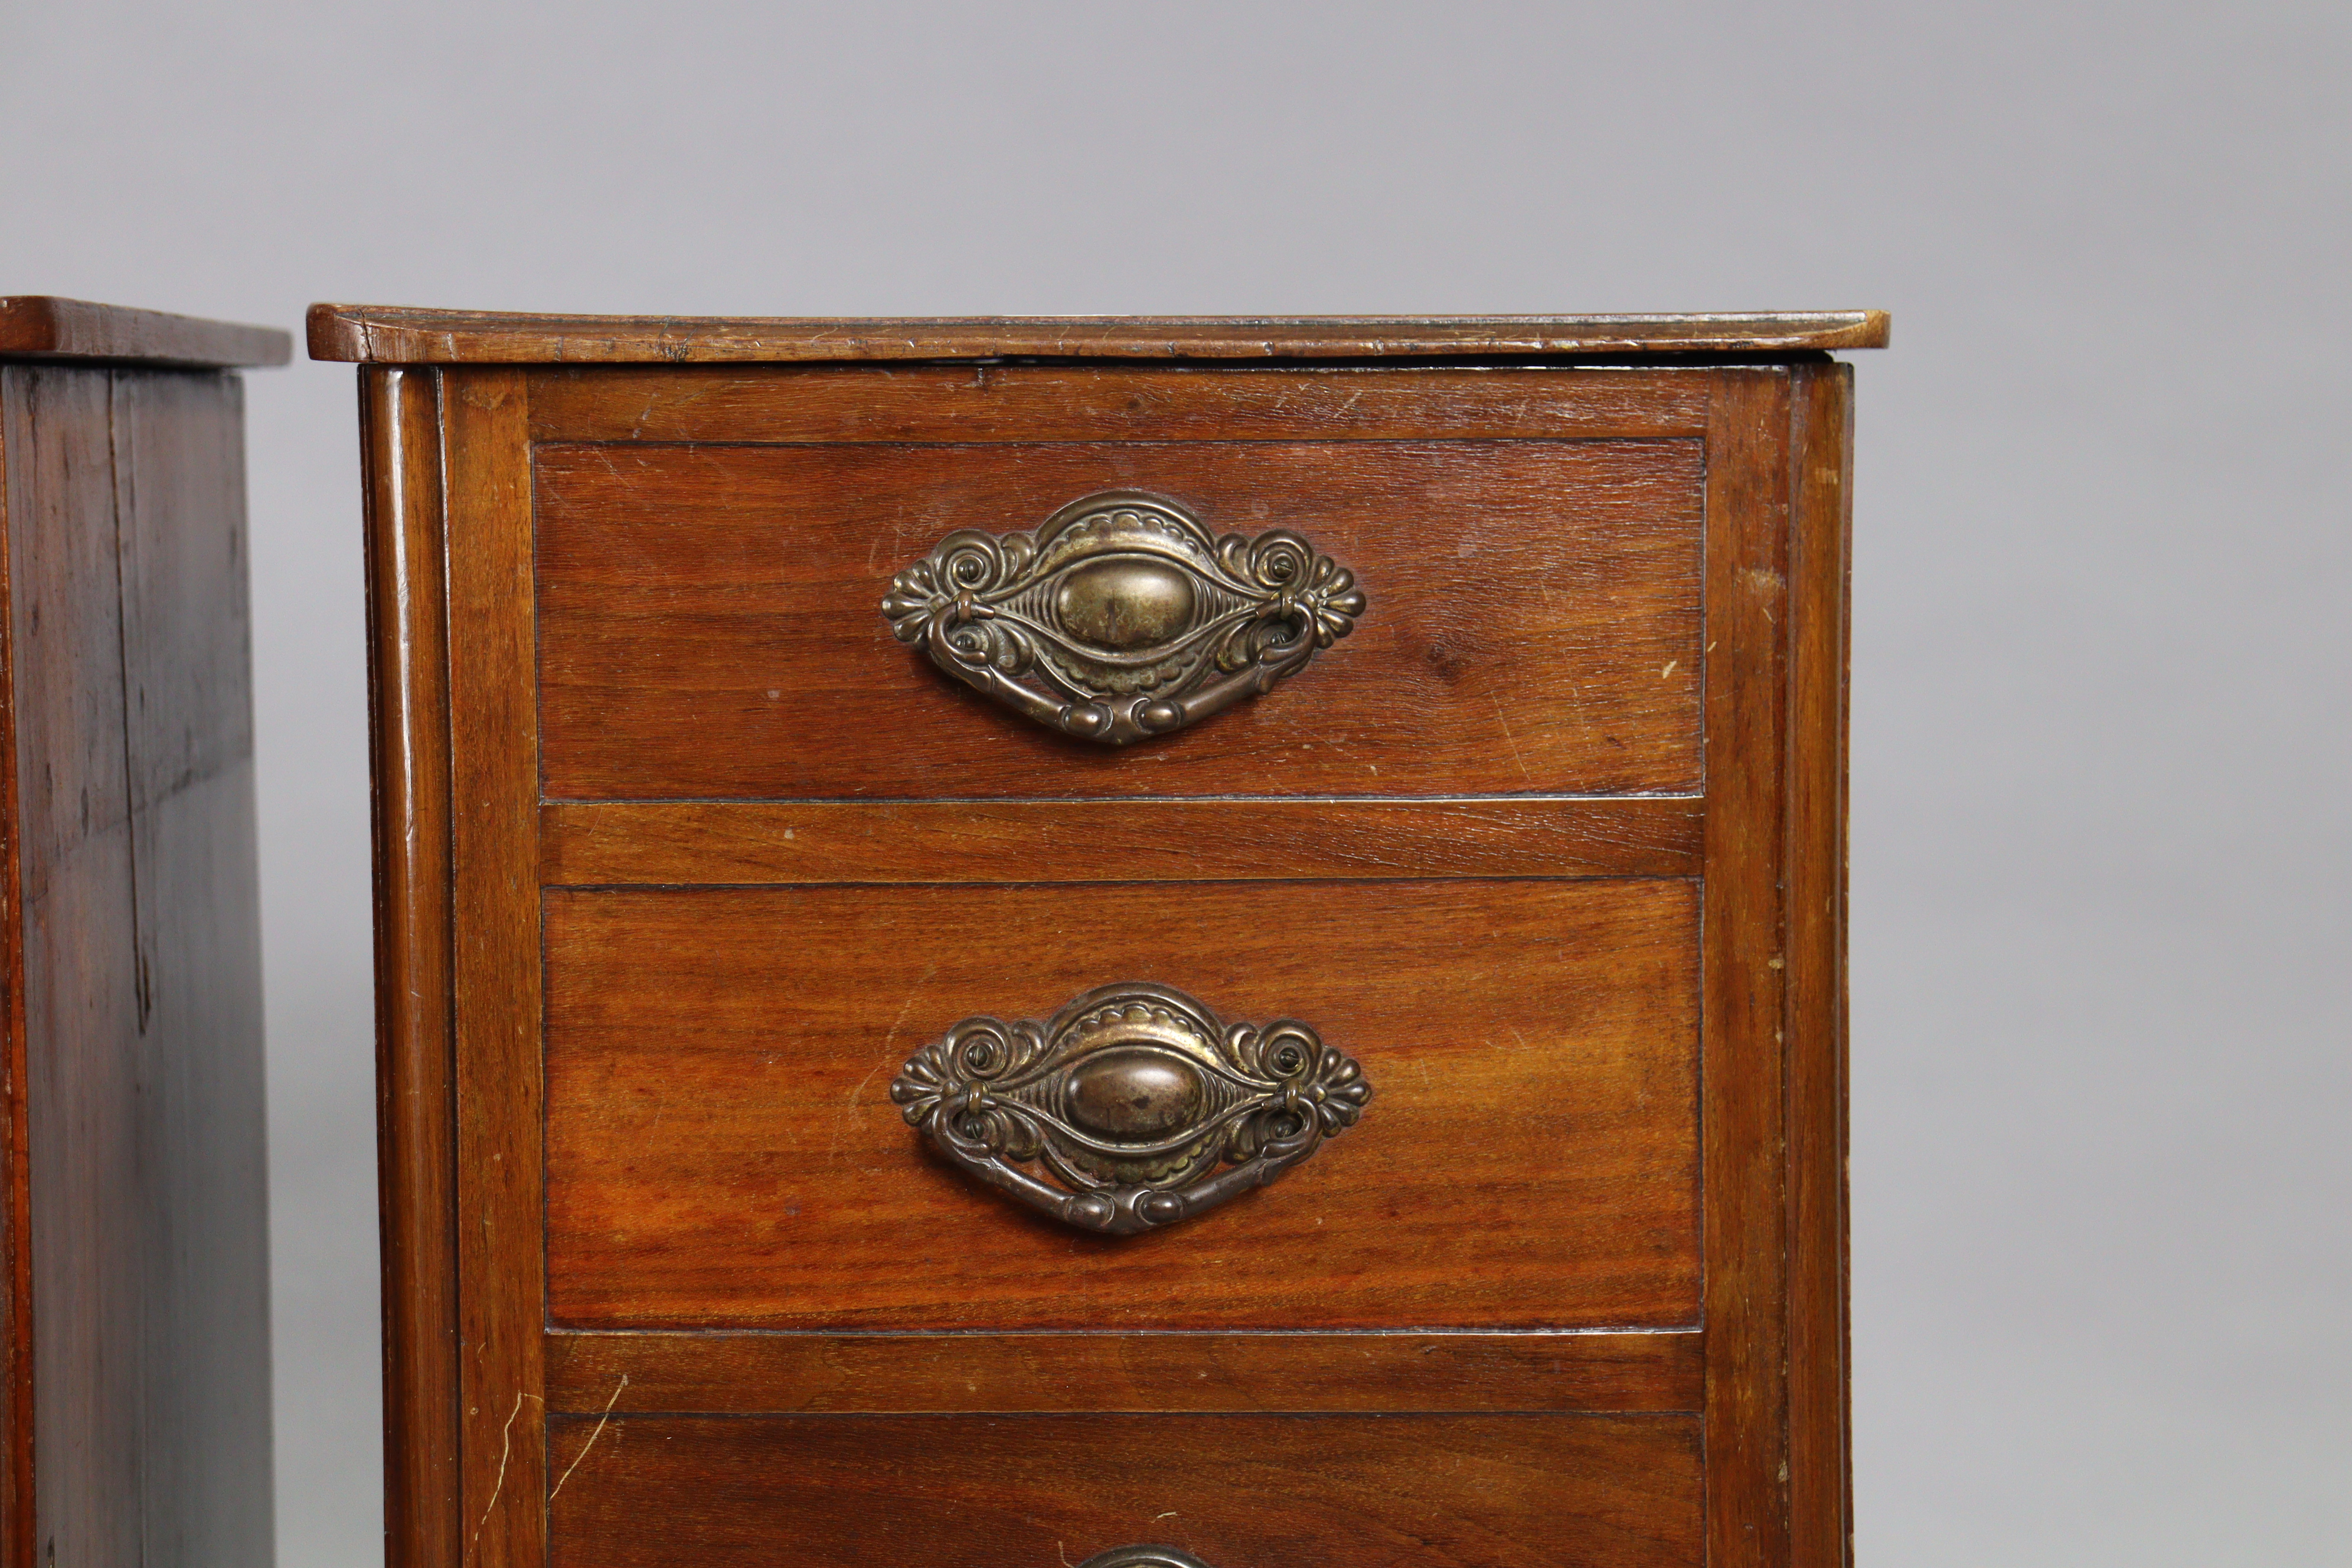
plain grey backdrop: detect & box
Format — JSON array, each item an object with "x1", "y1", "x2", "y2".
[{"x1": 4, "y1": 2, "x2": 2346, "y2": 1562}]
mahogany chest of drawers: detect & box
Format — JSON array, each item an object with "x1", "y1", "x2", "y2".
[
  {"x1": 0, "y1": 299, "x2": 284, "y2": 1568},
  {"x1": 313, "y1": 306, "x2": 1884, "y2": 1568}
]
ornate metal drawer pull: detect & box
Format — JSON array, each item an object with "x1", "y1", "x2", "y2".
[
  {"x1": 1078, "y1": 1550, "x2": 1217, "y2": 1568},
  {"x1": 888, "y1": 982, "x2": 1371, "y2": 1235},
  {"x1": 880, "y1": 491, "x2": 1364, "y2": 744}
]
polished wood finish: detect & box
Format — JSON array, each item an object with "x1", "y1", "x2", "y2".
[
  {"x1": 440, "y1": 372, "x2": 545, "y2": 1568},
  {"x1": 543, "y1": 1414, "x2": 1703, "y2": 1568},
  {"x1": 1784, "y1": 364, "x2": 1855, "y2": 1567},
  {"x1": 539, "y1": 796, "x2": 1701, "y2": 884},
  {"x1": 1698, "y1": 373, "x2": 1794, "y2": 1567},
  {"x1": 535, "y1": 434, "x2": 1702, "y2": 799},
  {"x1": 543, "y1": 880, "x2": 1699, "y2": 1331},
  {"x1": 361, "y1": 368, "x2": 460, "y2": 1568},
  {"x1": 311, "y1": 305, "x2": 1888, "y2": 364},
  {"x1": 0, "y1": 322, "x2": 275, "y2": 1567},
  {"x1": 0, "y1": 298, "x2": 289, "y2": 368},
  {"x1": 544, "y1": 1328, "x2": 1703, "y2": 1415},
  {"x1": 335, "y1": 312, "x2": 1874, "y2": 1568}
]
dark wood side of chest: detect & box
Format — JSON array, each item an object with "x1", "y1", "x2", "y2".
[{"x1": 0, "y1": 306, "x2": 279, "y2": 1568}]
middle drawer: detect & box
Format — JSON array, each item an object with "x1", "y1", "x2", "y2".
[{"x1": 544, "y1": 877, "x2": 1697, "y2": 1331}]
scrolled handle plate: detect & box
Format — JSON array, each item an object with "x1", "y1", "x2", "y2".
[
  {"x1": 888, "y1": 982, "x2": 1371, "y2": 1235},
  {"x1": 1077, "y1": 1550, "x2": 1218, "y2": 1568},
  {"x1": 880, "y1": 490, "x2": 1364, "y2": 744}
]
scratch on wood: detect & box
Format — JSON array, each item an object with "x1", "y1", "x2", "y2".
[
  {"x1": 627, "y1": 388, "x2": 661, "y2": 440},
  {"x1": 469, "y1": 1390, "x2": 538, "y2": 1562},
  {"x1": 1488, "y1": 694, "x2": 1534, "y2": 783},
  {"x1": 832, "y1": 962, "x2": 936, "y2": 1160},
  {"x1": 548, "y1": 1374, "x2": 630, "y2": 1502}
]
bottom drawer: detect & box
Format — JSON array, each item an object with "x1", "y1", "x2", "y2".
[{"x1": 545, "y1": 1413, "x2": 1701, "y2": 1567}]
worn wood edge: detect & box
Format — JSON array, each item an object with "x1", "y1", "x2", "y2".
[
  {"x1": 0, "y1": 299, "x2": 290, "y2": 369},
  {"x1": 543, "y1": 1330, "x2": 1704, "y2": 1416},
  {"x1": 1700, "y1": 370, "x2": 1795, "y2": 1567},
  {"x1": 362, "y1": 367, "x2": 462, "y2": 1568},
  {"x1": 442, "y1": 369, "x2": 547, "y2": 1568},
  {"x1": 538, "y1": 797, "x2": 1703, "y2": 886},
  {"x1": 1784, "y1": 363, "x2": 1854, "y2": 1567},
  {"x1": 0, "y1": 370, "x2": 36, "y2": 1568},
  {"x1": 308, "y1": 305, "x2": 1889, "y2": 364}
]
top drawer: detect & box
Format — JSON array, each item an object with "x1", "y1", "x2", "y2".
[{"x1": 528, "y1": 364, "x2": 1706, "y2": 801}]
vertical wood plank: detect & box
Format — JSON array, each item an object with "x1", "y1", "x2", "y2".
[
  {"x1": 111, "y1": 367, "x2": 275, "y2": 1567},
  {"x1": 0, "y1": 367, "x2": 35, "y2": 1568},
  {"x1": 1701, "y1": 368, "x2": 1793, "y2": 1568},
  {"x1": 441, "y1": 371, "x2": 543, "y2": 1568},
  {"x1": 1784, "y1": 362, "x2": 1854, "y2": 1567},
  {"x1": 4, "y1": 364, "x2": 144, "y2": 1568},
  {"x1": 0, "y1": 362, "x2": 275, "y2": 1568},
  {"x1": 367, "y1": 366, "x2": 462, "y2": 1568}
]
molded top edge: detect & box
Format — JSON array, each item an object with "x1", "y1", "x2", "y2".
[
  {"x1": 0, "y1": 298, "x2": 292, "y2": 367},
  {"x1": 306, "y1": 305, "x2": 1889, "y2": 364}
]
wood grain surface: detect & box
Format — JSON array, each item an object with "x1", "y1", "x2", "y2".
[
  {"x1": 2, "y1": 364, "x2": 141, "y2": 1568},
  {"x1": 0, "y1": 363, "x2": 273, "y2": 1568},
  {"x1": 442, "y1": 370, "x2": 547, "y2": 1568},
  {"x1": 362, "y1": 366, "x2": 462, "y2": 1568},
  {"x1": 524, "y1": 363, "x2": 1713, "y2": 446},
  {"x1": 0, "y1": 297, "x2": 289, "y2": 368},
  {"x1": 539, "y1": 796, "x2": 1700, "y2": 885},
  {"x1": 1700, "y1": 371, "x2": 1794, "y2": 1567},
  {"x1": 0, "y1": 361, "x2": 23, "y2": 1568},
  {"x1": 544, "y1": 1328, "x2": 1702, "y2": 1415},
  {"x1": 543, "y1": 878, "x2": 1699, "y2": 1331},
  {"x1": 1785, "y1": 362, "x2": 1856, "y2": 1566},
  {"x1": 543, "y1": 1413, "x2": 1704, "y2": 1568},
  {"x1": 309, "y1": 302, "x2": 1889, "y2": 363},
  {"x1": 534, "y1": 437, "x2": 1702, "y2": 799},
  {"x1": 106, "y1": 368, "x2": 273, "y2": 1568}
]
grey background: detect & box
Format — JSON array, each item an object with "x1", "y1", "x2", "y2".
[{"x1": 4, "y1": 2, "x2": 2345, "y2": 1562}]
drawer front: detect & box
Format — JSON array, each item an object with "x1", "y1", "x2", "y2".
[
  {"x1": 545, "y1": 1413, "x2": 1702, "y2": 1568},
  {"x1": 544, "y1": 878, "x2": 1699, "y2": 1330},
  {"x1": 534, "y1": 424, "x2": 1703, "y2": 802}
]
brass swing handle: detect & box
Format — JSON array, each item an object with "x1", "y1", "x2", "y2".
[{"x1": 888, "y1": 982, "x2": 1372, "y2": 1236}]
